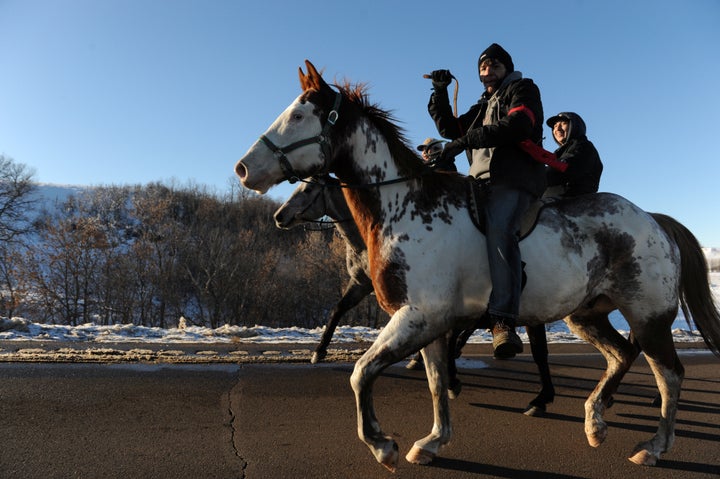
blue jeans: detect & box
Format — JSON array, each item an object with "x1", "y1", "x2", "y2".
[{"x1": 483, "y1": 185, "x2": 533, "y2": 321}]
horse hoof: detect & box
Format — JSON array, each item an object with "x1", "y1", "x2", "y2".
[
  {"x1": 405, "y1": 445, "x2": 435, "y2": 465},
  {"x1": 523, "y1": 404, "x2": 546, "y2": 417},
  {"x1": 628, "y1": 448, "x2": 657, "y2": 466},
  {"x1": 448, "y1": 379, "x2": 462, "y2": 399},
  {"x1": 373, "y1": 440, "x2": 400, "y2": 472},
  {"x1": 406, "y1": 359, "x2": 423, "y2": 371},
  {"x1": 587, "y1": 430, "x2": 607, "y2": 448},
  {"x1": 311, "y1": 351, "x2": 326, "y2": 364}
]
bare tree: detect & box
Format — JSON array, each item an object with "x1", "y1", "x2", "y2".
[
  {"x1": 0, "y1": 155, "x2": 36, "y2": 242},
  {"x1": 0, "y1": 156, "x2": 36, "y2": 317},
  {"x1": 13, "y1": 179, "x2": 365, "y2": 329}
]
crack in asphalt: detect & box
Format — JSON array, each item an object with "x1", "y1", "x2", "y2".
[{"x1": 228, "y1": 368, "x2": 248, "y2": 478}]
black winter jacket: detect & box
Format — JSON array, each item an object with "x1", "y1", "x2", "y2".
[
  {"x1": 546, "y1": 112, "x2": 603, "y2": 197},
  {"x1": 428, "y1": 72, "x2": 547, "y2": 197}
]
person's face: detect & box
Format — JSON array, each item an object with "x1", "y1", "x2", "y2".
[
  {"x1": 422, "y1": 144, "x2": 443, "y2": 162},
  {"x1": 479, "y1": 59, "x2": 507, "y2": 94},
  {"x1": 552, "y1": 120, "x2": 570, "y2": 145}
]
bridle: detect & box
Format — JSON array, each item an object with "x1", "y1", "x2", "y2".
[
  {"x1": 258, "y1": 91, "x2": 342, "y2": 184},
  {"x1": 295, "y1": 176, "x2": 353, "y2": 227}
]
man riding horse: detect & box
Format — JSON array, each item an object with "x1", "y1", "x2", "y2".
[{"x1": 428, "y1": 43, "x2": 546, "y2": 359}]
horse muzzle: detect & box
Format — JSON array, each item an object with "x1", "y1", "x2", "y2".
[
  {"x1": 272, "y1": 209, "x2": 295, "y2": 229},
  {"x1": 234, "y1": 156, "x2": 274, "y2": 195}
]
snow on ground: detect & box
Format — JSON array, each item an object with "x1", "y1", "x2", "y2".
[{"x1": 1, "y1": 273, "x2": 717, "y2": 347}]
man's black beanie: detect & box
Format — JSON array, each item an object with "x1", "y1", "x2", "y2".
[{"x1": 478, "y1": 43, "x2": 514, "y2": 72}]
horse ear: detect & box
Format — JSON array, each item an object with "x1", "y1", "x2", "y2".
[
  {"x1": 304, "y1": 60, "x2": 320, "y2": 79},
  {"x1": 299, "y1": 60, "x2": 330, "y2": 93},
  {"x1": 298, "y1": 66, "x2": 310, "y2": 91}
]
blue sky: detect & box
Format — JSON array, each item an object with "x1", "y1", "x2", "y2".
[{"x1": 1, "y1": 0, "x2": 719, "y2": 246}]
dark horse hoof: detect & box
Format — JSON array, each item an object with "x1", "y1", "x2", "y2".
[
  {"x1": 523, "y1": 404, "x2": 547, "y2": 417},
  {"x1": 405, "y1": 358, "x2": 424, "y2": 371},
  {"x1": 448, "y1": 378, "x2": 462, "y2": 399},
  {"x1": 311, "y1": 350, "x2": 327, "y2": 364}
]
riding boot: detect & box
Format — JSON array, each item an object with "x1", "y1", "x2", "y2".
[{"x1": 490, "y1": 315, "x2": 523, "y2": 359}]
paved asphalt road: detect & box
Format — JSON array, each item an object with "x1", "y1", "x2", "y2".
[{"x1": 0, "y1": 345, "x2": 718, "y2": 479}]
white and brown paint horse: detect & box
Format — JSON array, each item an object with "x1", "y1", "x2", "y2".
[
  {"x1": 235, "y1": 61, "x2": 720, "y2": 471},
  {"x1": 273, "y1": 176, "x2": 672, "y2": 414}
]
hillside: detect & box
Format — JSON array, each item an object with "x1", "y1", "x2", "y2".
[{"x1": 28, "y1": 184, "x2": 720, "y2": 271}]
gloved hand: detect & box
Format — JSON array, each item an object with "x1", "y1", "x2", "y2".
[
  {"x1": 430, "y1": 69, "x2": 453, "y2": 88},
  {"x1": 438, "y1": 137, "x2": 467, "y2": 163}
]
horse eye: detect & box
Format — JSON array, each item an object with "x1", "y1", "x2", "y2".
[{"x1": 292, "y1": 112, "x2": 304, "y2": 121}]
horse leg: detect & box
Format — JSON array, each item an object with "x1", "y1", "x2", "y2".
[
  {"x1": 453, "y1": 311, "x2": 489, "y2": 358},
  {"x1": 406, "y1": 331, "x2": 462, "y2": 398},
  {"x1": 350, "y1": 306, "x2": 450, "y2": 471},
  {"x1": 312, "y1": 280, "x2": 373, "y2": 363},
  {"x1": 627, "y1": 315, "x2": 684, "y2": 466},
  {"x1": 406, "y1": 336, "x2": 453, "y2": 465},
  {"x1": 564, "y1": 311, "x2": 639, "y2": 447},
  {"x1": 447, "y1": 330, "x2": 462, "y2": 399},
  {"x1": 628, "y1": 330, "x2": 661, "y2": 407},
  {"x1": 523, "y1": 324, "x2": 555, "y2": 416}
]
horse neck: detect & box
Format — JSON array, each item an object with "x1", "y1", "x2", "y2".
[
  {"x1": 333, "y1": 121, "x2": 415, "y2": 245},
  {"x1": 324, "y1": 188, "x2": 367, "y2": 253}
]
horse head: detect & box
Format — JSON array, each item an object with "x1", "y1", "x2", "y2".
[
  {"x1": 235, "y1": 60, "x2": 344, "y2": 194},
  {"x1": 273, "y1": 176, "x2": 346, "y2": 229}
]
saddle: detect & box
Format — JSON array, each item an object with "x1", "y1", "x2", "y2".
[{"x1": 466, "y1": 179, "x2": 556, "y2": 240}]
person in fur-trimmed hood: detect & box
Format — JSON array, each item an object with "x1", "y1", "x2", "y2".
[
  {"x1": 426, "y1": 43, "x2": 546, "y2": 359},
  {"x1": 545, "y1": 112, "x2": 603, "y2": 197}
]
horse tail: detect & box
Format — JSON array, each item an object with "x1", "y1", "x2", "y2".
[{"x1": 650, "y1": 212, "x2": 720, "y2": 357}]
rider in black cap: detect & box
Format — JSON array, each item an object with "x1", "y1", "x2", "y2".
[{"x1": 427, "y1": 43, "x2": 546, "y2": 359}]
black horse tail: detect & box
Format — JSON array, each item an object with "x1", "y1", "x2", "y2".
[{"x1": 650, "y1": 212, "x2": 720, "y2": 357}]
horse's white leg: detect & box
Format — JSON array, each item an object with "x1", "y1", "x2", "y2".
[
  {"x1": 628, "y1": 320, "x2": 684, "y2": 466},
  {"x1": 350, "y1": 306, "x2": 444, "y2": 472},
  {"x1": 406, "y1": 335, "x2": 452, "y2": 465},
  {"x1": 350, "y1": 345, "x2": 399, "y2": 471},
  {"x1": 564, "y1": 311, "x2": 638, "y2": 447}
]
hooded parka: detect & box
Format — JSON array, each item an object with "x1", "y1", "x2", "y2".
[{"x1": 546, "y1": 112, "x2": 603, "y2": 197}]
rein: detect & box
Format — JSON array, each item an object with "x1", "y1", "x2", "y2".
[{"x1": 296, "y1": 172, "x2": 433, "y2": 190}]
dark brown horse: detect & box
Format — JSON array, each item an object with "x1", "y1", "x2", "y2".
[{"x1": 274, "y1": 176, "x2": 373, "y2": 364}]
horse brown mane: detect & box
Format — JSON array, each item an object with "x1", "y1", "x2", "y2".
[
  {"x1": 334, "y1": 80, "x2": 425, "y2": 176},
  {"x1": 299, "y1": 60, "x2": 462, "y2": 194}
]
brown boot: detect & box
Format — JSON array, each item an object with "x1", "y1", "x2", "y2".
[{"x1": 491, "y1": 317, "x2": 523, "y2": 359}]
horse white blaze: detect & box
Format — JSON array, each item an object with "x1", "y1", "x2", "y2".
[{"x1": 235, "y1": 97, "x2": 324, "y2": 194}]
